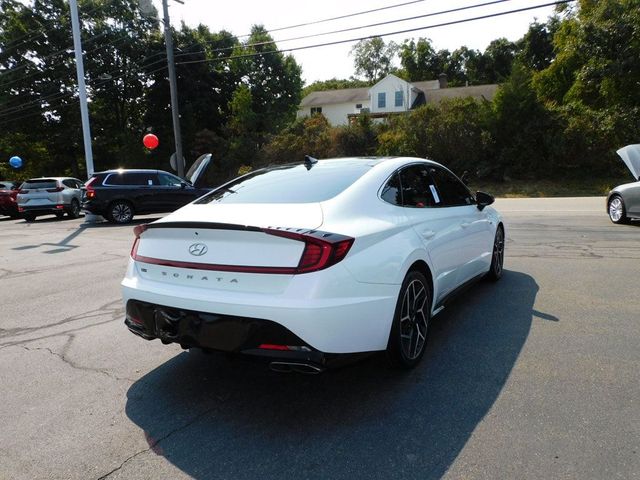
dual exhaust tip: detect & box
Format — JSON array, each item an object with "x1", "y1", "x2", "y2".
[{"x1": 269, "y1": 361, "x2": 324, "y2": 375}]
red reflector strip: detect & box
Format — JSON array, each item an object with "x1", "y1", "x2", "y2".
[{"x1": 258, "y1": 344, "x2": 290, "y2": 351}]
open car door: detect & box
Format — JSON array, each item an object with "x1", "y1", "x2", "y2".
[
  {"x1": 617, "y1": 145, "x2": 640, "y2": 181},
  {"x1": 185, "y1": 153, "x2": 213, "y2": 187}
]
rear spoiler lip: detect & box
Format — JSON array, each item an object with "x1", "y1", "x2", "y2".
[{"x1": 146, "y1": 221, "x2": 263, "y2": 232}]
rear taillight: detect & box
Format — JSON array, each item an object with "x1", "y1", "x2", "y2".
[
  {"x1": 84, "y1": 177, "x2": 98, "y2": 198},
  {"x1": 263, "y1": 229, "x2": 354, "y2": 274},
  {"x1": 46, "y1": 186, "x2": 64, "y2": 193},
  {"x1": 130, "y1": 224, "x2": 149, "y2": 257}
]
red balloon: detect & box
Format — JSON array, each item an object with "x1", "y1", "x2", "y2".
[{"x1": 143, "y1": 133, "x2": 159, "y2": 150}]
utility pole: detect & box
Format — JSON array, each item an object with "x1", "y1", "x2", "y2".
[
  {"x1": 69, "y1": 0, "x2": 94, "y2": 178},
  {"x1": 161, "y1": 0, "x2": 184, "y2": 178}
]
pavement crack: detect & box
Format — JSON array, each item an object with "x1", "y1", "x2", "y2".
[
  {"x1": 17, "y1": 335, "x2": 135, "y2": 383},
  {"x1": 95, "y1": 407, "x2": 218, "y2": 479}
]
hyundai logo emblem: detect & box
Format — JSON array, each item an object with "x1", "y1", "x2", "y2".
[{"x1": 188, "y1": 243, "x2": 208, "y2": 256}]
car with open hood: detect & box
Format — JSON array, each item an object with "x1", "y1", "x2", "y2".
[
  {"x1": 121, "y1": 156, "x2": 504, "y2": 373},
  {"x1": 607, "y1": 145, "x2": 640, "y2": 224},
  {"x1": 82, "y1": 154, "x2": 212, "y2": 224}
]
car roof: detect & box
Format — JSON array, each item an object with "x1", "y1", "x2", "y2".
[
  {"x1": 23, "y1": 177, "x2": 80, "y2": 181},
  {"x1": 94, "y1": 169, "x2": 166, "y2": 175}
]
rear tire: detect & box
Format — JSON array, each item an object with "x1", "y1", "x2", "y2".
[
  {"x1": 55, "y1": 212, "x2": 64, "y2": 219},
  {"x1": 24, "y1": 214, "x2": 36, "y2": 222},
  {"x1": 107, "y1": 200, "x2": 134, "y2": 224},
  {"x1": 608, "y1": 195, "x2": 629, "y2": 224},
  {"x1": 387, "y1": 270, "x2": 432, "y2": 369},
  {"x1": 67, "y1": 199, "x2": 81, "y2": 219},
  {"x1": 487, "y1": 226, "x2": 504, "y2": 281}
]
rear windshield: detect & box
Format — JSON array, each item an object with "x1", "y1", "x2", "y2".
[
  {"x1": 21, "y1": 179, "x2": 58, "y2": 189},
  {"x1": 0, "y1": 182, "x2": 17, "y2": 190},
  {"x1": 195, "y1": 161, "x2": 374, "y2": 204}
]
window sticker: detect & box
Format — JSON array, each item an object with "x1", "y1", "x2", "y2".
[{"x1": 429, "y1": 184, "x2": 440, "y2": 204}]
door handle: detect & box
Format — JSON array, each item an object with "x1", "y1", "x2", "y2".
[
  {"x1": 461, "y1": 222, "x2": 471, "y2": 228},
  {"x1": 421, "y1": 230, "x2": 436, "y2": 240}
]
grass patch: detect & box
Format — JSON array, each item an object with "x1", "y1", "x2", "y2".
[{"x1": 469, "y1": 176, "x2": 633, "y2": 198}]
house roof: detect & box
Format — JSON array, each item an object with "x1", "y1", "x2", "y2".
[
  {"x1": 410, "y1": 80, "x2": 441, "y2": 91},
  {"x1": 424, "y1": 84, "x2": 499, "y2": 103},
  {"x1": 300, "y1": 87, "x2": 370, "y2": 107}
]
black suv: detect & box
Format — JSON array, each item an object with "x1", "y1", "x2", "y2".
[{"x1": 82, "y1": 154, "x2": 212, "y2": 223}]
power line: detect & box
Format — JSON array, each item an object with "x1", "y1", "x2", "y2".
[
  {"x1": 237, "y1": 0, "x2": 430, "y2": 38},
  {"x1": 176, "y1": 0, "x2": 573, "y2": 66},
  {"x1": 175, "y1": 0, "x2": 515, "y2": 60}
]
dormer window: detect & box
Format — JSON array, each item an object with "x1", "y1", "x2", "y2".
[
  {"x1": 378, "y1": 92, "x2": 386, "y2": 108},
  {"x1": 395, "y1": 91, "x2": 404, "y2": 107}
]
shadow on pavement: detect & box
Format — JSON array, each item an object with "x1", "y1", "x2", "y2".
[
  {"x1": 125, "y1": 270, "x2": 542, "y2": 480},
  {"x1": 10, "y1": 217, "x2": 161, "y2": 254}
]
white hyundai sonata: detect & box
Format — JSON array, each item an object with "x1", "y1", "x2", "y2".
[{"x1": 122, "y1": 157, "x2": 504, "y2": 373}]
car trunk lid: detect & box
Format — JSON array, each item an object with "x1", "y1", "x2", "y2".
[{"x1": 617, "y1": 145, "x2": 640, "y2": 181}]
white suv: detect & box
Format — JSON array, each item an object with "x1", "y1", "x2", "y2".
[{"x1": 17, "y1": 177, "x2": 84, "y2": 221}]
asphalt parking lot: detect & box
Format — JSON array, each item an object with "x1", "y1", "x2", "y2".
[{"x1": 0, "y1": 197, "x2": 638, "y2": 480}]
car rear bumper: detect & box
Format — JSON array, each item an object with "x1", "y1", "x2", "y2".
[
  {"x1": 0, "y1": 204, "x2": 19, "y2": 216},
  {"x1": 18, "y1": 204, "x2": 69, "y2": 215},
  {"x1": 81, "y1": 199, "x2": 108, "y2": 215},
  {"x1": 121, "y1": 259, "x2": 399, "y2": 354}
]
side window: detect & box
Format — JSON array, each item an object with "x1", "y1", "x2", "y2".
[
  {"x1": 395, "y1": 90, "x2": 403, "y2": 107},
  {"x1": 62, "y1": 179, "x2": 75, "y2": 188},
  {"x1": 158, "y1": 173, "x2": 183, "y2": 186},
  {"x1": 428, "y1": 167, "x2": 474, "y2": 207},
  {"x1": 400, "y1": 165, "x2": 436, "y2": 208},
  {"x1": 380, "y1": 173, "x2": 402, "y2": 205},
  {"x1": 125, "y1": 173, "x2": 157, "y2": 186},
  {"x1": 378, "y1": 92, "x2": 386, "y2": 108}
]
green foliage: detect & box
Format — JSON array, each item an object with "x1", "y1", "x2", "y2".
[{"x1": 350, "y1": 37, "x2": 398, "y2": 83}]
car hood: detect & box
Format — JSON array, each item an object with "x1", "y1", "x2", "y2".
[
  {"x1": 616, "y1": 145, "x2": 640, "y2": 181},
  {"x1": 185, "y1": 153, "x2": 212, "y2": 187}
]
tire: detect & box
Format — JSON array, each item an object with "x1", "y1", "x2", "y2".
[
  {"x1": 387, "y1": 270, "x2": 432, "y2": 369},
  {"x1": 107, "y1": 200, "x2": 134, "y2": 224},
  {"x1": 67, "y1": 199, "x2": 81, "y2": 219},
  {"x1": 55, "y1": 212, "x2": 65, "y2": 219},
  {"x1": 487, "y1": 226, "x2": 505, "y2": 281},
  {"x1": 23, "y1": 213, "x2": 36, "y2": 222},
  {"x1": 608, "y1": 195, "x2": 629, "y2": 224}
]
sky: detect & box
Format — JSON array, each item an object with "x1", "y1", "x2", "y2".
[{"x1": 151, "y1": 0, "x2": 559, "y2": 85}]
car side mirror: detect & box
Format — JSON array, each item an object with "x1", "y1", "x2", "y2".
[
  {"x1": 180, "y1": 182, "x2": 188, "y2": 189},
  {"x1": 476, "y1": 191, "x2": 494, "y2": 211}
]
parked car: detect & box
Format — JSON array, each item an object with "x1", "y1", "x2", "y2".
[
  {"x1": 0, "y1": 181, "x2": 21, "y2": 218},
  {"x1": 122, "y1": 156, "x2": 504, "y2": 373},
  {"x1": 82, "y1": 154, "x2": 212, "y2": 224},
  {"x1": 608, "y1": 145, "x2": 640, "y2": 224},
  {"x1": 17, "y1": 177, "x2": 83, "y2": 221}
]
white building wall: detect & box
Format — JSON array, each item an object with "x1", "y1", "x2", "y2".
[
  {"x1": 369, "y1": 74, "x2": 411, "y2": 114},
  {"x1": 297, "y1": 101, "x2": 368, "y2": 126}
]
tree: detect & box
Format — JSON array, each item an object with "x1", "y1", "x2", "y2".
[
  {"x1": 517, "y1": 19, "x2": 560, "y2": 71},
  {"x1": 350, "y1": 37, "x2": 398, "y2": 83},
  {"x1": 302, "y1": 78, "x2": 370, "y2": 97}
]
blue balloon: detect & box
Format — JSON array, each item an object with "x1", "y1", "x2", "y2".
[{"x1": 9, "y1": 156, "x2": 22, "y2": 169}]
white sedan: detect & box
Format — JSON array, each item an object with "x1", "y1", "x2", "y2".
[{"x1": 122, "y1": 157, "x2": 504, "y2": 373}]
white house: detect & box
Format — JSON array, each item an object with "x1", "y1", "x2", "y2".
[{"x1": 297, "y1": 74, "x2": 499, "y2": 126}]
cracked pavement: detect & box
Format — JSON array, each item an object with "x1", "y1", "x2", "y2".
[{"x1": 1, "y1": 198, "x2": 639, "y2": 480}]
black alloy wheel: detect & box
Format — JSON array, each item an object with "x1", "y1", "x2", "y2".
[
  {"x1": 487, "y1": 226, "x2": 504, "y2": 281},
  {"x1": 387, "y1": 270, "x2": 431, "y2": 368},
  {"x1": 107, "y1": 201, "x2": 134, "y2": 224}
]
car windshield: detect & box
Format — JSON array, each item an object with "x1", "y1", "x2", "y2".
[
  {"x1": 195, "y1": 160, "x2": 375, "y2": 205},
  {"x1": 21, "y1": 179, "x2": 58, "y2": 189}
]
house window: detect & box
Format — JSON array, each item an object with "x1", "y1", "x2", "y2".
[
  {"x1": 355, "y1": 103, "x2": 362, "y2": 109},
  {"x1": 395, "y1": 90, "x2": 404, "y2": 107},
  {"x1": 310, "y1": 107, "x2": 322, "y2": 115},
  {"x1": 378, "y1": 92, "x2": 386, "y2": 108}
]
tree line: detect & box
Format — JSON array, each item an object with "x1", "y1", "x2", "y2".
[{"x1": 1, "y1": 0, "x2": 638, "y2": 185}]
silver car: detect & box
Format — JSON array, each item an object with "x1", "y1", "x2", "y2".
[
  {"x1": 607, "y1": 145, "x2": 640, "y2": 224},
  {"x1": 17, "y1": 177, "x2": 84, "y2": 222}
]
